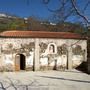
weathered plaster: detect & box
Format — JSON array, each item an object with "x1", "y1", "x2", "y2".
[{"x1": 0, "y1": 38, "x2": 87, "y2": 71}]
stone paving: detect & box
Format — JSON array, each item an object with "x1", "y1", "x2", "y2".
[{"x1": 0, "y1": 70, "x2": 90, "y2": 90}]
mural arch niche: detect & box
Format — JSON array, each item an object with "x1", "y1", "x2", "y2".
[
  {"x1": 72, "y1": 45, "x2": 86, "y2": 68},
  {"x1": 48, "y1": 43, "x2": 57, "y2": 54},
  {"x1": 39, "y1": 42, "x2": 57, "y2": 70},
  {"x1": 47, "y1": 43, "x2": 58, "y2": 70},
  {"x1": 15, "y1": 54, "x2": 26, "y2": 71}
]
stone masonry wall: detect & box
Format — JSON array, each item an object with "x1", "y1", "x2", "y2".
[{"x1": 0, "y1": 38, "x2": 87, "y2": 71}]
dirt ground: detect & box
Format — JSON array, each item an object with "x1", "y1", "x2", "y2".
[{"x1": 0, "y1": 69, "x2": 90, "y2": 90}]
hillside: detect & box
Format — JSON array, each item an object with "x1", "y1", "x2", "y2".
[
  {"x1": 0, "y1": 13, "x2": 86, "y2": 35},
  {"x1": 0, "y1": 13, "x2": 25, "y2": 32}
]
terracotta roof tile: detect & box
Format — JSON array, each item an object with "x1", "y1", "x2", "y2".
[{"x1": 0, "y1": 30, "x2": 86, "y2": 39}]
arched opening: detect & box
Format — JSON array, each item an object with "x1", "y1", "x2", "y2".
[
  {"x1": 20, "y1": 54, "x2": 26, "y2": 70},
  {"x1": 49, "y1": 44, "x2": 55, "y2": 53},
  {"x1": 15, "y1": 54, "x2": 26, "y2": 71},
  {"x1": 48, "y1": 43, "x2": 57, "y2": 54}
]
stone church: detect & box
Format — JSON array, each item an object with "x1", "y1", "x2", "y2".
[{"x1": 0, "y1": 31, "x2": 87, "y2": 71}]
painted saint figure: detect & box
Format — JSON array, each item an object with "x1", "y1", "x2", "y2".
[{"x1": 49, "y1": 44, "x2": 55, "y2": 54}]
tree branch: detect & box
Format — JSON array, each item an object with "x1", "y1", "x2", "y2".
[
  {"x1": 83, "y1": 0, "x2": 90, "y2": 11},
  {"x1": 71, "y1": 0, "x2": 89, "y2": 24}
]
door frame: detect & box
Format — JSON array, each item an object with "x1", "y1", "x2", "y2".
[{"x1": 15, "y1": 53, "x2": 26, "y2": 71}]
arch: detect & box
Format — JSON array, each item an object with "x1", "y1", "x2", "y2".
[
  {"x1": 15, "y1": 54, "x2": 26, "y2": 71},
  {"x1": 20, "y1": 54, "x2": 26, "y2": 70},
  {"x1": 48, "y1": 43, "x2": 57, "y2": 54}
]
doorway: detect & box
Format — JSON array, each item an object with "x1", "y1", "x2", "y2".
[{"x1": 20, "y1": 54, "x2": 26, "y2": 70}]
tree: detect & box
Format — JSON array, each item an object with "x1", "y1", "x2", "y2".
[
  {"x1": 43, "y1": 0, "x2": 90, "y2": 24},
  {"x1": 43, "y1": 0, "x2": 75, "y2": 23},
  {"x1": 42, "y1": 0, "x2": 90, "y2": 34},
  {"x1": 0, "y1": 17, "x2": 26, "y2": 31},
  {"x1": 71, "y1": 0, "x2": 90, "y2": 24}
]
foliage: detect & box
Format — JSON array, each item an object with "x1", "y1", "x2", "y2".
[
  {"x1": 27, "y1": 16, "x2": 85, "y2": 34},
  {"x1": 0, "y1": 17, "x2": 26, "y2": 32},
  {"x1": 0, "y1": 14, "x2": 87, "y2": 35},
  {"x1": 57, "y1": 44, "x2": 67, "y2": 55},
  {"x1": 72, "y1": 45, "x2": 85, "y2": 55},
  {"x1": 39, "y1": 42, "x2": 47, "y2": 53},
  {"x1": 43, "y1": 0, "x2": 90, "y2": 24}
]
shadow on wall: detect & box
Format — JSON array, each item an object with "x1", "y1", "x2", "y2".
[{"x1": 75, "y1": 61, "x2": 87, "y2": 73}]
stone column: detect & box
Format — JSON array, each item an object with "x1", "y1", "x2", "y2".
[
  {"x1": 34, "y1": 38, "x2": 40, "y2": 71},
  {"x1": 67, "y1": 43, "x2": 72, "y2": 70}
]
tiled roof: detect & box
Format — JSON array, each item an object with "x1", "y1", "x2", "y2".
[{"x1": 0, "y1": 30, "x2": 86, "y2": 39}]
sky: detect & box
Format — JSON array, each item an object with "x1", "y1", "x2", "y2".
[
  {"x1": 0, "y1": 0, "x2": 90, "y2": 22},
  {"x1": 0, "y1": 0, "x2": 55, "y2": 18}
]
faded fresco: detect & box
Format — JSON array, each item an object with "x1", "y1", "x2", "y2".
[
  {"x1": 72, "y1": 45, "x2": 86, "y2": 68},
  {"x1": 0, "y1": 38, "x2": 87, "y2": 71},
  {"x1": 0, "y1": 38, "x2": 35, "y2": 71},
  {"x1": 39, "y1": 41, "x2": 68, "y2": 70}
]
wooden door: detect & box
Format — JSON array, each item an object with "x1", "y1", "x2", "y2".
[{"x1": 15, "y1": 54, "x2": 20, "y2": 71}]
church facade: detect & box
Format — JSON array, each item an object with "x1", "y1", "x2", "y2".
[{"x1": 0, "y1": 31, "x2": 87, "y2": 71}]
